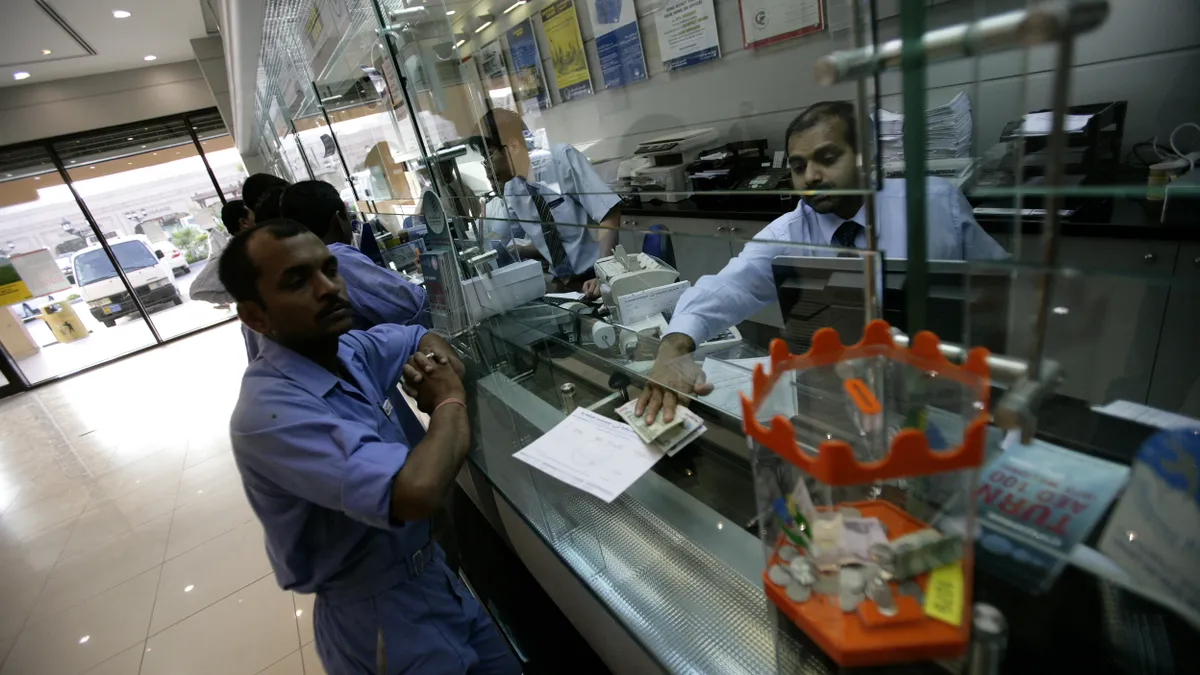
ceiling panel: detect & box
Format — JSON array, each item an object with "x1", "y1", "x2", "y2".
[{"x1": 0, "y1": 0, "x2": 207, "y2": 87}]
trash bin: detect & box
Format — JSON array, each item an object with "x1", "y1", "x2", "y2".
[{"x1": 41, "y1": 301, "x2": 88, "y2": 343}]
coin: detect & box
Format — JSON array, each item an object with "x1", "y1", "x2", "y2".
[
  {"x1": 777, "y1": 545, "x2": 800, "y2": 563},
  {"x1": 786, "y1": 579, "x2": 813, "y2": 603},
  {"x1": 768, "y1": 564, "x2": 791, "y2": 587}
]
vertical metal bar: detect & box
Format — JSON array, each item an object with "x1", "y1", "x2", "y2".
[
  {"x1": 900, "y1": 0, "x2": 928, "y2": 333},
  {"x1": 288, "y1": 116, "x2": 315, "y2": 181},
  {"x1": 370, "y1": 2, "x2": 444, "y2": 198},
  {"x1": 313, "y1": 81, "x2": 361, "y2": 202},
  {"x1": 1026, "y1": 37, "x2": 1074, "y2": 380},
  {"x1": 851, "y1": 0, "x2": 881, "y2": 321},
  {"x1": 47, "y1": 144, "x2": 163, "y2": 344},
  {"x1": 183, "y1": 113, "x2": 226, "y2": 205}
]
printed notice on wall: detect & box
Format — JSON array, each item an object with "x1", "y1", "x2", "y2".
[
  {"x1": 739, "y1": 0, "x2": 823, "y2": 49},
  {"x1": 588, "y1": 0, "x2": 647, "y2": 89},
  {"x1": 541, "y1": 0, "x2": 594, "y2": 102},
  {"x1": 506, "y1": 19, "x2": 552, "y2": 113},
  {"x1": 477, "y1": 40, "x2": 518, "y2": 113},
  {"x1": 656, "y1": 0, "x2": 721, "y2": 71},
  {"x1": 299, "y1": 0, "x2": 352, "y2": 77}
]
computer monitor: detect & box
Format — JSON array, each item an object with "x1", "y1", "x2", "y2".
[{"x1": 770, "y1": 256, "x2": 1010, "y2": 354}]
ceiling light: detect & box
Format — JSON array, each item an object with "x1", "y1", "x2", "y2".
[
  {"x1": 446, "y1": 10, "x2": 456, "y2": 15},
  {"x1": 143, "y1": 55, "x2": 157, "y2": 61},
  {"x1": 79, "y1": 636, "x2": 90, "y2": 644},
  {"x1": 454, "y1": 39, "x2": 465, "y2": 49},
  {"x1": 503, "y1": 1, "x2": 526, "y2": 14},
  {"x1": 474, "y1": 21, "x2": 493, "y2": 34},
  {"x1": 127, "y1": 137, "x2": 134, "y2": 141},
  {"x1": 42, "y1": 49, "x2": 52, "y2": 55},
  {"x1": 13, "y1": 72, "x2": 30, "y2": 81},
  {"x1": 112, "y1": 10, "x2": 131, "y2": 19}
]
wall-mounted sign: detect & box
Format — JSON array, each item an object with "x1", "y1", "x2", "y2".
[
  {"x1": 506, "y1": 19, "x2": 552, "y2": 112},
  {"x1": 588, "y1": 0, "x2": 647, "y2": 89},
  {"x1": 656, "y1": 0, "x2": 721, "y2": 71},
  {"x1": 541, "y1": 0, "x2": 593, "y2": 102},
  {"x1": 739, "y1": 0, "x2": 823, "y2": 49}
]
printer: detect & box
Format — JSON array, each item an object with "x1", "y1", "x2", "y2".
[
  {"x1": 615, "y1": 128, "x2": 720, "y2": 203},
  {"x1": 594, "y1": 245, "x2": 680, "y2": 319}
]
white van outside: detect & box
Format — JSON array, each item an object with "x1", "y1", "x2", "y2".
[{"x1": 71, "y1": 235, "x2": 181, "y2": 327}]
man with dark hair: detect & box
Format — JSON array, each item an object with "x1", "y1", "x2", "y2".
[
  {"x1": 241, "y1": 173, "x2": 289, "y2": 221},
  {"x1": 476, "y1": 108, "x2": 622, "y2": 296},
  {"x1": 220, "y1": 220, "x2": 519, "y2": 675},
  {"x1": 636, "y1": 100, "x2": 1007, "y2": 423},
  {"x1": 252, "y1": 185, "x2": 287, "y2": 223},
  {"x1": 280, "y1": 180, "x2": 429, "y2": 329},
  {"x1": 220, "y1": 199, "x2": 251, "y2": 236}
]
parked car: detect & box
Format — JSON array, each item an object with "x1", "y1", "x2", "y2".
[
  {"x1": 71, "y1": 236, "x2": 181, "y2": 328},
  {"x1": 151, "y1": 240, "x2": 190, "y2": 275}
]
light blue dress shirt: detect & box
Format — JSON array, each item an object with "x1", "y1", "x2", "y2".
[
  {"x1": 243, "y1": 242, "x2": 429, "y2": 361},
  {"x1": 667, "y1": 177, "x2": 1008, "y2": 345},
  {"x1": 481, "y1": 143, "x2": 622, "y2": 276},
  {"x1": 231, "y1": 324, "x2": 429, "y2": 595}
]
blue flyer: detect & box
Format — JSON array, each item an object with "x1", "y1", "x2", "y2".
[
  {"x1": 588, "y1": 0, "x2": 647, "y2": 89},
  {"x1": 505, "y1": 20, "x2": 551, "y2": 111}
]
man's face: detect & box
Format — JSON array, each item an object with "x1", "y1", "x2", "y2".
[
  {"x1": 486, "y1": 138, "x2": 515, "y2": 188},
  {"x1": 239, "y1": 230, "x2": 353, "y2": 344},
  {"x1": 787, "y1": 117, "x2": 859, "y2": 215}
]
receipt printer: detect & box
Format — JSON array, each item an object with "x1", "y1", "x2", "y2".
[{"x1": 594, "y1": 245, "x2": 679, "y2": 315}]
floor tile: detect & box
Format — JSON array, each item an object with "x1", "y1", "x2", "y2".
[
  {"x1": 140, "y1": 576, "x2": 300, "y2": 675},
  {"x1": 81, "y1": 642, "x2": 145, "y2": 675},
  {"x1": 30, "y1": 514, "x2": 170, "y2": 624},
  {"x1": 1, "y1": 567, "x2": 158, "y2": 675},
  {"x1": 175, "y1": 454, "x2": 239, "y2": 507},
  {"x1": 82, "y1": 480, "x2": 179, "y2": 532},
  {"x1": 257, "y1": 651, "x2": 304, "y2": 675},
  {"x1": 59, "y1": 496, "x2": 169, "y2": 560},
  {"x1": 301, "y1": 642, "x2": 326, "y2": 675},
  {"x1": 0, "y1": 520, "x2": 73, "y2": 590},
  {"x1": 150, "y1": 520, "x2": 271, "y2": 634},
  {"x1": 184, "y1": 436, "x2": 231, "y2": 469},
  {"x1": 293, "y1": 592, "x2": 316, "y2": 646},
  {"x1": 90, "y1": 447, "x2": 186, "y2": 504},
  {"x1": 0, "y1": 569, "x2": 49, "y2": 643},
  {"x1": 164, "y1": 480, "x2": 254, "y2": 560},
  {"x1": 0, "y1": 485, "x2": 90, "y2": 543}
]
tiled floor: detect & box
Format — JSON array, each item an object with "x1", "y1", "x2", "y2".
[{"x1": 0, "y1": 321, "x2": 324, "y2": 675}]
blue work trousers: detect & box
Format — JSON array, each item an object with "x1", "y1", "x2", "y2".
[{"x1": 313, "y1": 550, "x2": 520, "y2": 674}]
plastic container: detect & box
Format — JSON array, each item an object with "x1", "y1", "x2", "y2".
[{"x1": 744, "y1": 320, "x2": 990, "y2": 667}]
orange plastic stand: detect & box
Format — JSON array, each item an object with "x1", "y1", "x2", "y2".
[{"x1": 745, "y1": 321, "x2": 989, "y2": 666}]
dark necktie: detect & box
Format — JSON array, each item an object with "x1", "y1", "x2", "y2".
[
  {"x1": 832, "y1": 220, "x2": 862, "y2": 249},
  {"x1": 526, "y1": 183, "x2": 571, "y2": 278}
]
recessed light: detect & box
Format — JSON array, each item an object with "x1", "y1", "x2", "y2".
[
  {"x1": 503, "y1": 1, "x2": 525, "y2": 15},
  {"x1": 41, "y1": 49, "x2": 52, "y2": 55},
  {"x1": 143, "y1": 55, "x2": 157, "y2": 61},
  {"x1": 474, "y1": 20, "x2": 493, "y2": 33},
  {"x1": 13, "y1": 72, "x2": 30, "y2": 81},
  {"x1": 79, "y1": 635, "x2": 90, "y2": 644},
  {"x1": 89, "y1": 166, "x2": 95, "y2": 170},
  {"x1": 112, "y1": 10, "x2": 131, "y2": 19},
  {"x1": 446, "y1": 10, "x2": 456, "y2": 15},
  {"x1": 127, "y1": 137, "x2": 134, "y2": 141}
]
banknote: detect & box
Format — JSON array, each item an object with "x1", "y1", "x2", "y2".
[{"x1": 615, "y1": 399, "x2": 684, "y2": 444}]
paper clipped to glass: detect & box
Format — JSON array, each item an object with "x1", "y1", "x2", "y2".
[{"x1": 513, "y1": 407, "x2": 666, "y2": 503}]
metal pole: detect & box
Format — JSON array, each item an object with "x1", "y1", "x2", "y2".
[
  {"x1": 312, "y1": 81, "x2": 361, "y2": 202},
  {"x1": 851, "y1": 0, "x2": 881, "y2": 321},
  {"x1": 1026, "y1": 38, "x2": 1075, "y2": 380},
  {"x1": 900, "y1": 0, "x2": 927, "y2": 333},
  {"x1": 371, "y1": 1, "x2": 444, "y2": 198},
  {"x1": 46, "y1": 144, "x2": 163, "y2": 344},
  {"x1": 288, "y1": 116, "x2": 316, "y2": 181},
  {"x1": 183, "y1": 113, "x2": 226, "y2": 205}
]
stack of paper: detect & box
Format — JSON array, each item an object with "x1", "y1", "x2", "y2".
[
  {"x1": 513, "y1": 408, "x2": 666, "y2": 503},
  {"x1": 877, "y1": 91, "x2": 973, "y2": 165},
  {"x1": 1019, "y1": 112, "x2": 1094, "y2": 136}
]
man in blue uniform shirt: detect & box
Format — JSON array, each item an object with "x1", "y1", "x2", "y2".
[
  {"x1": 280, "y1": 179, "x2": 431, "y2": 330},
  {"x1": 219, "y1": 220, "x2": 519, "y2": 674},
  {"x1": 636, "y1": 100, "x2": 1008, "y2": 423}
]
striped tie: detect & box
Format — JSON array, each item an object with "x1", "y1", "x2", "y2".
[{"x1": 527, "y1": 183, "x2": 571, "y2": 278}]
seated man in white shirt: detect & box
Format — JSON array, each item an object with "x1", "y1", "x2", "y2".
[
  {"x1": 476, "y1": 109, "x2": 622, "y2": 295},
  {"x1": 636, "y1": 100, "x2": 1008, "y2": 424}
]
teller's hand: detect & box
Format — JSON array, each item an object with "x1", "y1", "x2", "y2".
[{"x1": 634, "y1": 334, "x2": 713, "y2": 423}]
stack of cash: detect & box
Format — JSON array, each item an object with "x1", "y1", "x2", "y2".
[
  {"x1": 615, "y1": 401, "x2": 707, "y2": 456},
  {"x1": 883, "y1": 529, "x2": 964, "y2": 580}
]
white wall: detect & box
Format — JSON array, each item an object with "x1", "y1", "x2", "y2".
[
  {"x1": 0, "y1": 61, "x2": 217, "y2": 146},
  {"x1": 462, "y1": 0, "x2": 1200, "y2": 159}
]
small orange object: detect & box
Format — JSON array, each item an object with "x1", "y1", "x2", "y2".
[{"x1": 842, "y1": 378, "x2": 881, "y2": 415}]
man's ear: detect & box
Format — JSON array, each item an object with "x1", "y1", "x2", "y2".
[{"x1": 237, "y1": 301, "x2": 270, "y2": 336}]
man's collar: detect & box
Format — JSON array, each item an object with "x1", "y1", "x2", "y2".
[{"x1": 258, "y1": 333, "x2": 356, "y2": 398}]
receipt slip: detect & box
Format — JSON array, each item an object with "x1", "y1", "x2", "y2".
[{"x1": 513, "y1": 408, "x2": 666, "y2": 503}]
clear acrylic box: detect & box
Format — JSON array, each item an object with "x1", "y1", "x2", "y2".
[{"x1": 744, "y1": 321, "x2": 990, "y2": 666}]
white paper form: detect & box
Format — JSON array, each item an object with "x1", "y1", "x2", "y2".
[
  {"x1": 1091, "y1": 399, "x2": 1200, "y2": 431},
  {"x1": 513, "y1": 408, "x2": 666, "y2": 503},
  {"x1": 616, "y1": 280, "x2": 690, "y2": 324},
  {"x1": 700, "y1": 357, "x2": 797, "y2": 422}
]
